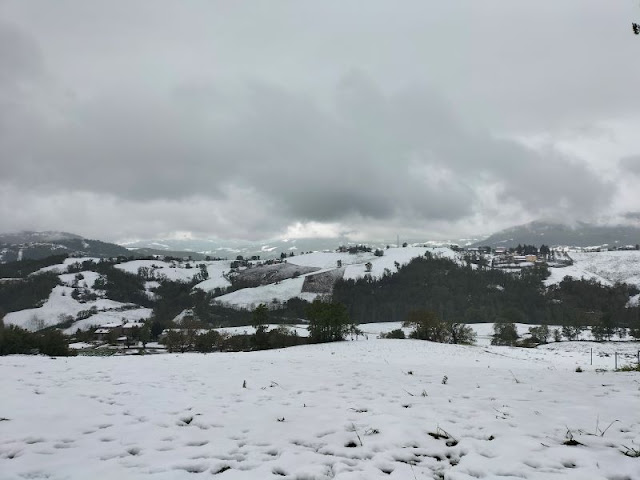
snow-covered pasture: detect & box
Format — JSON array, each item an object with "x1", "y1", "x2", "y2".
[
  {"x1": 1, "y1": 340, "x2": 639, "y2": 480},
  {"x1": 545, "y1": 250, "x2": 640, "y2": 287},
  {"x1": 3, "y1": 270, "x2": 152, "y2": 332},
  {"x1": 116, "y1": 259, "x2": 232, "y2": 288},
  {"x1": 213, "y1": 247, "x2": 456, "y2": 309},
  {"x1": 212, "y1": 275, "x2": 320, "y2": 309},
  {"x1": 35, "y1": 257, "x2": 102, "y2": 274}
]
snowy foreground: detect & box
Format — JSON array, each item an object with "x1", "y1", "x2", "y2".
[{"x1": 2, "y1": 341, "x2": 640, "y2": 480}]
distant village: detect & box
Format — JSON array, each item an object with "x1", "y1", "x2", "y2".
[{"x1": 455, "y1": 243, "x2": 639, "y2": 270}]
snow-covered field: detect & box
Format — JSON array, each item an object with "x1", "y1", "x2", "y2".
[
  {"x1": 35, "y1": 257, "x2": 102, "y2": 274},
  {"x1": 116, "y1": 260, "x2": 232, "y2": 287},
  {"x1": 1, "y1": 340, "x2": 639, "y2": 480},
  {"x1": 544, "y1": 264, "x2": 612, "y2": 287},
  {"x1": 545, "y1": 250, "x2": 640, "y2": 287},
  {"x1": 213, "y1": 276, "x2": 320, "y2": 309},
  {"x1": 570, "y1": 250, "x2": 640, "y2": 287}
]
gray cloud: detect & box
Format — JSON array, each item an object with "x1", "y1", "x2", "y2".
[
  {"x1": 0, "y1": 2, "x2": 635, "y2": 241},
  {"x1": 619, "y1": 155, "x2": 640, "y2": 175}
]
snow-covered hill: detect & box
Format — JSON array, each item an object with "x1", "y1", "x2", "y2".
[
  {"x1": 569, "y1": 250, "x2": 640, "y2": 286},
  {"x1": 0, "y1": 231, "x2": 131, "y2": 262},
  {"x1": 545, "y1": 250, "x2": 640, "y2": 287},
  {"x1": 2, "y1": 339, "x2": 639, "y2": 479},
  {"x1": 3, "y1": 263, "x2": 153, "y2": 332},
  {"x1": 213, "y1": 247, "x2": 456, "y2": 309},
  {"x1": 115, "y1": 259, "x2": 231, "y2": 287}
]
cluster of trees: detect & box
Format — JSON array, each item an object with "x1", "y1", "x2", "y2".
[
  {"x1": 337, "y1": 245, "x2": 372, "y2": 254},
  {"x1": 403, "y1": 310, "x2": 476, "y2": 344},
  {"x1": 0, "y1": 318, "x2": 71, "y2": 356},
  {"x1": 160, "y1": 307, "x2": 308, "y2": 353},
  {"x1": 306, "y1": 300, "x2": 357, "y2": 343},
  {"x1": 92, "y1": 263, "x2": 152, "y2": 307},
  {"x1": 0, "y1": 272, "x2": 60, "y2": 314},
  {"x1": 0, "y1": 254, "x2": 68, "y2": 278},
  {"x1": 491, "y1": 322, "x2": 520, "y2": 346},
  {"x1": 331, "y1": 253, "x2": 640, "y2": 337},
  {"x1": 333, "y1": 254, "x2": 550, "y2": 325},
  {"x1": 163, "y1": 326, "x2": 221, "y2": 353},
  {"x1": 513, "y1": 244, "x2": 543, "y2": 255},
  {"x1": 490, "y1": 318, "x2": 640, "y2": 346}
]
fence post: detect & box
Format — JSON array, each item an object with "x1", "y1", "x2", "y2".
[
  {"x1": 590, "y1": 348, "x2": 592, "y2": 366},
  {"x1": 615, "y1": 351, "x2": 618, "y2": 370}
]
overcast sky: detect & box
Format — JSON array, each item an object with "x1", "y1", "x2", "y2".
[{"x1": 1, "y1": 1, "x2": 640, "y2": 243}]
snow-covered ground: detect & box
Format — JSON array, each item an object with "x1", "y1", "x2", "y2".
[
  {"x1": 62, "y1": 308, "x2": 153, "y2": 334},
  {"x1": 216, "y1": 324, "x2": 311, "y2": 338},
  {"x1": 544, "y1": 263, "x2": 613, "y2": 287},
  {"x1": 115, "y1": 260, "x2": 232, "y2": 286},
  {"x1": 290, "y1": 247, "x2": 455, "y2": 281},
  {"x1": 570, "y1": 250, "x2": 640, "y2": 286},
  {"x1": 545, "y1": 250, "x2": 640, "y2": 287},
  {"x1": 1, "y1": 339, "x2": 639, "y2": 480},
  {"x1": 213, "y1": 276, "x2": 319, "y2": 310},
  {"x1": 35, "y1": 257, "x2": 102, "y2": 274}
]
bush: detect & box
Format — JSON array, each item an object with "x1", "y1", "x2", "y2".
[
  {"x1": 528, "y1": 325, "x2": 550, "y2": 344},
  {"x1": 404, "y1": 310, "x2": 449, "y2": 342},
  {"x1": 448, "y1": 323, "x2": 477, "y2": 345},
  {"x1": 382, "y1": 328, "x2": 406, "y2": 339},
  {"x1": 491, "y1": 321, "x2": 519, "y2": 346},
  {"x1": 194, "y1": 330, "x2": 222, "y2": 352},
  {"x1": 403, "y1": 311, "x2": 476, "y2": 345}
]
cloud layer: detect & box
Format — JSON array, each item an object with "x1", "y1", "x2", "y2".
[{"x1": 0, "y1": 1, "x2": 638, "y2": 242}]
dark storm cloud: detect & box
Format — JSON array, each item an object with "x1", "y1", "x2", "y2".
[
  {"x1": 0, "y1": 1, "x2": 634, "y2": 240},
  {"x1": 0, "y1": 71, "x2": 611, "y2": 226}
]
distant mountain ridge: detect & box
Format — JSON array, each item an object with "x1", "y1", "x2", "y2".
[
  {"x1": 121, "y1": 236, "x2": 370, "y2": 259},
  {"x1": 0, "y1": 231, "x2": 207, "y2": 263},
  {"x1": 6, "y1": 221, "x2": 637, "y2": 264},
  {"x1": 0, "y1": 231, "x2": 131, "y2": 263},
  {"x1": 473, "y1": 221, "x2": 640, "y2": 248}
]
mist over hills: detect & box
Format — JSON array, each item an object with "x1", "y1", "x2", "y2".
[
  {"x1": 121, "y1": 235, "x2": 366, "y2": 259},
  {"x1": 2, "y1": 220, "x2": 640, "y2": 264},
  {"x1": 0, "y1": 231, "x2": 131, "y2": 262},
  {"x1": 472, "y1": 221, "x2": 640, "y2": 248},
  {"x1": 0, "y1": 231, "x2": 206, "y2": 262}
]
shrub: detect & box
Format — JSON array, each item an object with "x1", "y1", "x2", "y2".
[
  {"x1": 491, "y1": 321, "x2": 519, "y2": 346},
  {"x1": 403, "y1": 311, "x2": 476, "y2": 345},
  {"x1": 528, "y1": 325, "x2": 550, "y2": 344},
  {"x1": 383, "y1": 328, "x2": 406, "y2": 339},
  {"x1": 404, "y1": 310, "x2": 449, "y2": 343}
]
